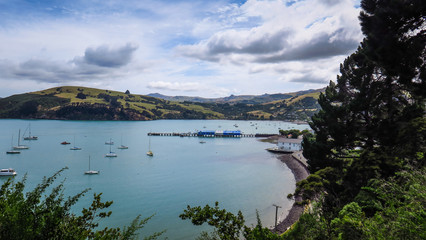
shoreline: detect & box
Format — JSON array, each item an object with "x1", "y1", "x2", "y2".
[{"x1": 273, "y1": 153, "x2": 309, "y2": 233}]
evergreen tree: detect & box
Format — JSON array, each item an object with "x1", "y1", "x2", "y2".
[{"x1": 299, "y1": 0, "x2": 425, "y2": 214}]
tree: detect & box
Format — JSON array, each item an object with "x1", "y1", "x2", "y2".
[
  {"x1": 0, "y1": 168, "x2": 164, "y2": 239},
  {"x1": 19, "y1": 100, "x2": 38, "y2": 116},
  {"x1": 299, "y1": 0, "x2": 425, "y2": 212},
  {"x1": 180, "y1": 202, "x2": 282, "y2": 240},
  {"x1": 76, "y1": 92, "x2": 87, "y2": 99}
]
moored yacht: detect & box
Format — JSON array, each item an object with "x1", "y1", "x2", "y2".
[
  {"x1": 13, "y1": 129, "x2": 29, "y2": 150},
  {"x1": 84, "y1": 156, "x2": 99, "y2": 175}
]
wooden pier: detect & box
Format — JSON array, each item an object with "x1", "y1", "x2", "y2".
[{"x1": 147, "y1": 132, "x2": 276, "y2": 138}]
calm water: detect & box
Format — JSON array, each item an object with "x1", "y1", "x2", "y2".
[{"x1": 0, "y1": 119, "x2": 309, "y2": 239}]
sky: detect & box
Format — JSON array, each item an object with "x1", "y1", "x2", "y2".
[{"x1": 0, "y1": 0, "x2": 363, "y2": 98}]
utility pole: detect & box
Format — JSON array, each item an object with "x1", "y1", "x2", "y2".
[{"x1": 273, "y1": 204, "x2": 282, "y2": 228}]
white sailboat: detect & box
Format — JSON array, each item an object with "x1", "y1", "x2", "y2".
[
  {"x1": 105, "y1": 139, "x2": 114, "y2": 145},
  {"x1": 0, "y1": 168, "x2": 17, "y2": 176},
  {"x1": 84, "y1": 156, "x2": 99, "y2": 175},
  {"x1": 70, "y1": 136, "x2": 82, "y2": 150},
  {"x1": 146, "y1": 137, "x2": 153, "y2": 156},
  {"x1": 6, "y1": 135, "x2": 20, "y2": 154},
  {"x1": 13, "y1": 129, "x2": 29, "y2": 150},
  {"x1": 23, "y1": 123, "x2": 38, "y2": 140},
  {"x1": 117, "y1": 136, "x2": 128, "y2": 149},
  {"x1": 105, "y1": 139, "x2": 117, "y2": 157}
]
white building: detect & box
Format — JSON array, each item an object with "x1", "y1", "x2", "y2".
[{"x1": 277, "y1": 138, "x2": 303, "y2": 152}]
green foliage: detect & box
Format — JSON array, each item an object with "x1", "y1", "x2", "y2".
[
  {"x1": 279, "y1": 129, "x2": 311, "y2": 138},
  {"x1": 299, "y1": 0, "x2": 425, "y2": 215},
  {"x1": 76, "y1": 92, "x2": 87, "y2": 99},
  {"x1": 331, "y1": 202, "x2": 365, "y2": 240},
  {"x1": 0, "y1": 168, "x2": 164, "y2": 240},
  {"x1": 180, "y1": 201, "x2": 245, "y2": 240},
  {"x1": 284, "y1": 166, "x2": 426, "y2": 240},
  {"x1": 180, "y1": 202, "x2": 283, "y2": 240}
]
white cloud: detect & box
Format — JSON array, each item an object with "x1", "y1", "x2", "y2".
[{"x1": 147, "y1": 81, "x2": 202, "y2": 92}]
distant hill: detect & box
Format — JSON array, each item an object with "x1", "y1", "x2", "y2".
[
  {"x1": 0, "y1": 86, "x2": 323, "y2": 121},
  {"x1": 147, "y1": 88, "x2": 322, "y2": 104}
]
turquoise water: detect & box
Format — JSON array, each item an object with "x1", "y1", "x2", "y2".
[{"x1": 0, "y1": 119, "x2": 309, "y2": 239}]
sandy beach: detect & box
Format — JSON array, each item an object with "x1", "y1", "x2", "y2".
[{"x1": 273, "y1": 153, "x2": 310, "y2": 233}]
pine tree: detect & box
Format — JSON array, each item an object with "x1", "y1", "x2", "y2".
[{"x1": 299, "y1": 0, "x2": 425, "y2": 214}]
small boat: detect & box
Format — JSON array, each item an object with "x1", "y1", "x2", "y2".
[
  {"x1": 6, "y1": 150, "x2": 20, "y2": 154},
  {"x1": 70, "y1": 136, "x2": 82, "y2": 150},
  {"x1": 23, "y1": 123, "x2": 38, "y2": 140},
  {"x1": 0, "y1": 168, "x2": 17, "y2": 176},
  {"x1": 199, "y1": 141, "x2": 206, "y2": 144},
  {"x1": 61, "y1": 141, "x2": 71, "y2": 145},
  {"x1": 105, "y1": 140, "x2": 117, "y2": 157},
  {"x1": 84, "y1": 156, "x2": 99, "y2": 175},
  {"x1": 105, "y1": 139, "x2": 114, "y2": 145},
  {"x1": 146, "y1": 137, "x2": 153, "y2": 156},
  {"x1": 117, "y1": 136, "x2": 128, "y2": 149},
  {"x1": 13, "y1": 130, "x2": 29, "y2": 150},
  {"x1": 6, "y1": 135, "x2": 21, "y2": 154},
  {"x1": 105, "y1": 152, "x2": 117, "y2": 157}
]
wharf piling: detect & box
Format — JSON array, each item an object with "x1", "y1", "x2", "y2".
[{"x1": 147, "y1": 132, "x2": 276, "y2": 138}]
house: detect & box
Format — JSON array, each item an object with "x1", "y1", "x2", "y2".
[{"x1": 276, "y1": 138, "x2": 303, "y2": 152}]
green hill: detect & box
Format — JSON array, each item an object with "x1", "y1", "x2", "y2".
[{"x1": 0, "y1": 86, "x2": 322, "y2": 121}]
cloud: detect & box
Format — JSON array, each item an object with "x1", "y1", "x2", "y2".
[
  {"x1": 257, "y1": 29, "x2": 359, "y2": 63},
  {"x1": 147, "y1": 81, "x2": 202, "y2": 92},
  {"x1": 290, "y1": 74, "x2": 330, "y2": 84},
  {"x1": 0, "y1": 43, "x2": 138, "y2": 84},
  {"x1": 318, "y1": 0, "x2": 341, "y2": 6},
  {"x1": 176, "y1": 0, "x2": 362, "y2": 65},
  {"x1": 81, "y1": 43, "x2": 138, "y2": 67}
]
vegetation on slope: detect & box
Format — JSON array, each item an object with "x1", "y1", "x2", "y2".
[
  {"x1": 0, "y1": 86, "x2": 224, "y2": 120},
  {"x1": 0, "y1": 86, "x2": 322, "y2": 121}
]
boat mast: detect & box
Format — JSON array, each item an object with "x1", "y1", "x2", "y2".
[
  {"x1": 18, "y1": 129, "x2": 21, "y2": 146},
  {"x1": 109, "y1": 138, "x2": 112, "y2": 153}
]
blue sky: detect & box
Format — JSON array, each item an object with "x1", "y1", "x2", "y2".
[{"x1": 0, "y1": 0, "x2": 362, "y2": 97}]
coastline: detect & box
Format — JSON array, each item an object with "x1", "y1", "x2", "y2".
[{"x1": 273, "y1": 153, "x2": 309, "y2": 233}]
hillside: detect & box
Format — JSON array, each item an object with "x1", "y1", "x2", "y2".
[
  {"x1": 0, "y1": 86, "x2": 322, "y2": 121},
  {"x1": 147, "y1": 88, "x2": 322, "y2": 104}
]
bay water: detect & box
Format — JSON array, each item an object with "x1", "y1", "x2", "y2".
[{"x1": 0, "y1": 119, "x2": 309, "y2": 239}]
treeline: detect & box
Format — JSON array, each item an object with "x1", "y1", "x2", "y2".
[{"x1": 191, "y1": 96, "x2": 320, "y2": 121}]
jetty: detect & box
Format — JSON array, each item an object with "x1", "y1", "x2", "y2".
[{"x1": 147, "y1": 130, "x2": 276, "y2": 138}]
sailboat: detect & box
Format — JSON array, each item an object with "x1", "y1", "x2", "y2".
[
  {"x1": 146, "y1": 137, "x2": 153, "y2": 156},
  {"x1": 23, "y1": 123, "x2": 38, "y2": 140},
  {"x1": 105, "y1": 139, "x2": 117, "y2": 157},
  {"x1": 105, "y1": 139, "x2": 114, "y2": 145},
  {"x1": 117, "y1": 136, "x2": 128, "y2": 149},
  {"x1": 70, "y1": 136, "x2": 82, "y2": 150},
  {"x1": 13, "y1": 129, "x2": 29, "y2": 150},
  {"x1": 6, "y1": 135, "x2": 20, "y2": 154},
  {"x1": 84, "y1": 156, "x2": 99, "y2": 175}
]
